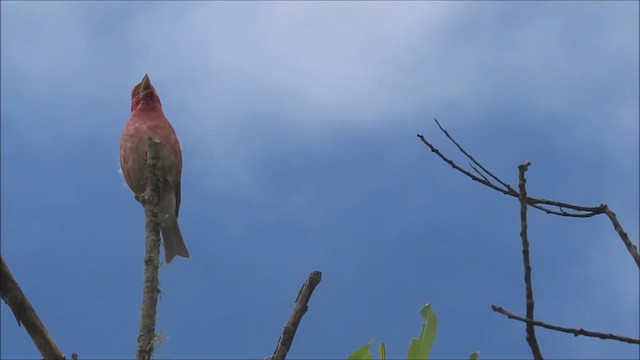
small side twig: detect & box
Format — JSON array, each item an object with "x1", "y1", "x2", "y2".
[
  {"x1": 491, "y1": 305, "x2": 640, "y2": 345},
  {"x1": 0, "y1": 256, "x2": 66, "y2": 359},
  {"x1": 136, "y1": 137, "x2": 163, "y2": 360},
  {"x1": 518, "y1": 162, "x2": 543, "y2": 360},
  {"x1": 470, "y1": 163, "x2": 491, "y2": 184},
  {"x1": 268, "y1": 271, "x2": 323, "y2": 360}
]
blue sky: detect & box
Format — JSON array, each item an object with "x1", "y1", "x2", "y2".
[{"x1": 1, "y1": 1, "x2": 638, "y2": 359}]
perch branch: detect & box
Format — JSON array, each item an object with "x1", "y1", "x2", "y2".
[
  {"x1": 136, "y1": 137, "x2": 163, "y2": 360},
  {"x1": 417, "y1": 119, "x2": 639, "y2": 267},
  {"x1": 268, "y1": 271, "x2": 323, "y2": 360},
  {"x1": 518, "y1": 162, "x2": 543, "y2": 360},
  {"x1": 492, "y1": 305, "x2": 640, "y2": 345},
  {"x1": 0, "y1": 256, "x2": 65, "y2": 359}
]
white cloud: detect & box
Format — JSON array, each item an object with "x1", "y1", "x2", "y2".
[
  {"x1": 121, "y1": 2, "x2": 459, "y2": 126},
  {"x1": 2, "y1": 1, "x2": 637, "y2": 190},
  {"x1": 3, "y1": 2, "x2": 636, "y2": 134}
]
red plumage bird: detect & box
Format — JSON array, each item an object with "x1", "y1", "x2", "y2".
[{"x1": 120, "y1": 74, "x2": 189, "y2": 263}]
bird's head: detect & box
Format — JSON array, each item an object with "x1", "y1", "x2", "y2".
[{"x1": 130, "y1": 74, "x2": 162, "y2": 112}]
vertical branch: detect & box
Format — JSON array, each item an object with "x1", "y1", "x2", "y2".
[
  {"x1": 136, "y1": 137, "x2": 163, "y2": 360},
  {"x1": 268, "y1": 271, "x2": 323, "y2": 360},
  {"x1": 0, "y1": 256, "x2": 65, "y2": 359},
  {"x1": 518, "y1": 161, "x2": 543, "y2": 360}
]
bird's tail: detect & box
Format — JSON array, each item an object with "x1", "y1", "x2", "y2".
[{"x1": 162, "y1": 218, "x2": 190, "y2": 263}]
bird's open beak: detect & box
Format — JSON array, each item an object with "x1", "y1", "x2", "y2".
[{"x1": 139, "y1": 74, "x2": 152, "y2": 93}]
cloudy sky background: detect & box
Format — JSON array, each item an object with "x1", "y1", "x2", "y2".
[{"x1": 1, "y1": 1, "x2": 638, "y2": 359}]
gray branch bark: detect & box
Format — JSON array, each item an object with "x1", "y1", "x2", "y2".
[
  {"x1": 518, "y1": 162, "x2": 543, "y2": 360},
  {"x1": 0, "y1": 256, "x2": 65, "y2": 359},
  {"x1": 268, "y1": 271, "x2": 322, "y2": 360}
]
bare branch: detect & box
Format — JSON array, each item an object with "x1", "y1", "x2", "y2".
[
  {"x1": 418, "y1": 124, "x2": 599, "y2": 215},
  {"x1": 136, "y1": 137, "x2": 163, "y2": 360},
  {"x1": 0, "y1": 256, "x2": 65, "y2": 359},
  {"x1": 268, "y1": 271, "x2": 323, "y2": 360},
  {"x1": 527, "y1": 203, "x2": 599, "y2": 218},
  {"x1": 492, "y1": 305, "x2": 640, "y2": 345},
  {"x1": 526, "y1": 197, "x2": 603, "y2": 214},
  {"x1": 418, "y1": 119, "x2": 639, "y2": 267},
  {"x1": 603, "y1": 205, "x2": 640, "y2": 267},
  {"x1": 518, "y1": 162, "x2": 543, "y2": 360}
]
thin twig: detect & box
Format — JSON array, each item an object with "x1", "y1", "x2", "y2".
[
  {"x1": 136, "y1": 137, "x2": 163, "y2": 360},
  {"x1": 492, "y1": 305, "x2": 640, "y2": 345},
  {"x1": 518, "y1": 162, "x2": 543, "y2": 360},
  {"x1": 526, "y1": 197, "x2": 604, "y2": 213},
  {"x1": 470, "y1": 163, "x2": 492, "y2": 184},
  {"x1": 527, "y1": 203, "x2": 599, "y2": 218},
  {"x1": 434, "y1": 118, "x2": 515, "y2": 193},
  {"x1": 0, "y1": 256, "x2": 66, "y2": 359},
  {"x1": 417, "y1": 133, "x2": 508, "y2": 195},
  {"x1": 268, "y1": 271, "x2": 323, "y2": 360}
]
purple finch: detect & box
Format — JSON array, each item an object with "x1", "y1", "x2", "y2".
[{"x1": 120, "y1": 74, "x2": 189, "y2": 263}]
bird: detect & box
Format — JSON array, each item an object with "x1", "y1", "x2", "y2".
[{"x1": 120, "y1": 74, "x2": 190, "y2": 263}]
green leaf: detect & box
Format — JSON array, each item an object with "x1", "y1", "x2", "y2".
[
  {"x1": 348, "y1": 338, "x2": 374, "y2": 360},
  {"x1": 406, "y1": 303, "x2": 438, "y2": 360},
  {"x1": 469, "y1": 351, "x2": 480, "y2": 360}
]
